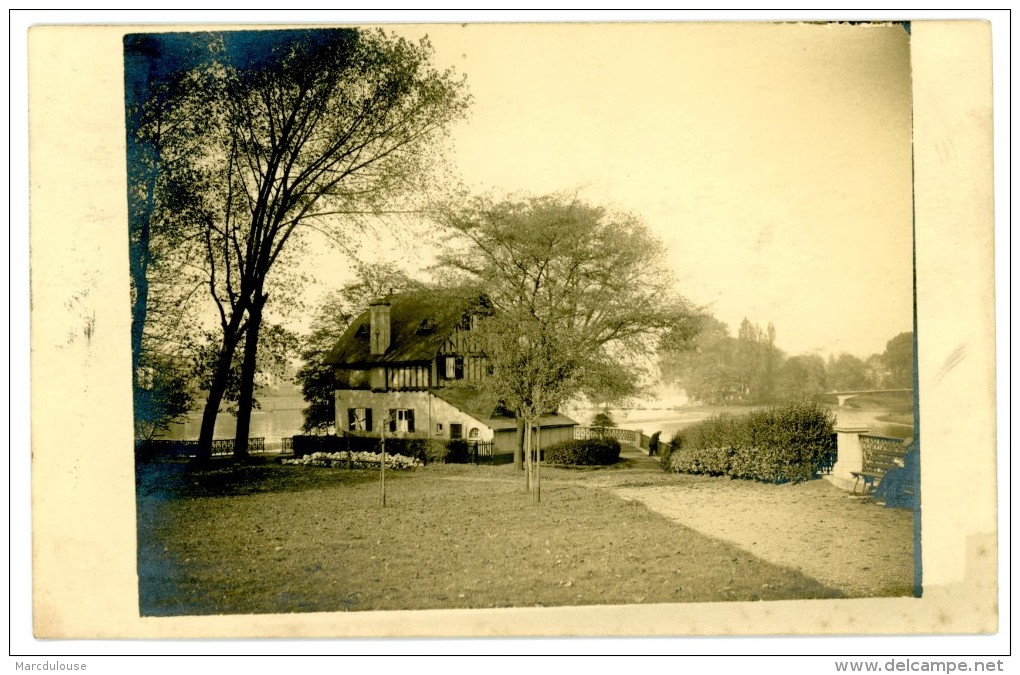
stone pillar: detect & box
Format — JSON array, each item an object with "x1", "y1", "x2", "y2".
[{"x1": 826, "y1": 425, "x2": 870, "y2": 492}]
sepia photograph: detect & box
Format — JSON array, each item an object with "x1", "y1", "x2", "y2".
[
  {"x1": 21, "y1": 13, "x2": 1000, "y2": 650},
  {"x1": 124, "y1": 22, "x2": 919, "y2": 618}
]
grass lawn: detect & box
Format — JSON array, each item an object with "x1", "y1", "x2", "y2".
[{"x1": 136, "y1": 460, "x2": 842, "y2": 616}]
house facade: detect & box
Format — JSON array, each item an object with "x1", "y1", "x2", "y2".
[{"x1": 323, "y1": 292, "x2": 577, "y2": 453}]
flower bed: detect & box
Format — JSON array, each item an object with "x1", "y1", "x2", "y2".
[{"x1": 282, "y1": 451, "x2": 422, "y2": 470}]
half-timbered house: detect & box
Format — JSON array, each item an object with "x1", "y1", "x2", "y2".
[{"x1": 323, "y1": 291, "x2": 576, "y2": 453}]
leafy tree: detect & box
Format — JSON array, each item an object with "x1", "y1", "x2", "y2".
[
  {"x1": 295, "y1": 292, "x2": 356, "y2": 434},
  {"x1": 666, "y1": 316, "x2": 786, "y2": 405},
  {"x1": 253, "y1": 323, "x2": 301, "y2": 391},
  {"x1": 734, "y1": 319, "x2": 783, "y2": 404},
  {"x1": 591, "y1": 409, "x2": 617, "y2": 438},
  {"x1": 775, "y1": 354, "x2": 827, "y2": 401},
  {"x1": 191, "y1": 331, "x2": 246, "y2": 416},
  {"x1": 826, "y1": 353, "x2": 872, "y2": 392},
  {"x1": 659, "y1": 315, "x2": 741, "y2": 404},
  {"x1": 134, "y1": 350, "x2": 196, "y2": 441},
  {"x1": 125, "y1": 29, "x2": 470, "y2": 460},
  {"x1": 124, "y1": 34, "x2": 220, "y2": 438},
  {"x1": 865, "y1": 353, "x2": 890, "y2": 389},
  {"x1": 189, "y1": 322, "x2": 299, "y2": 417},
  {"x1": 439, "y1": 194, "x2": 701, "y2": 475},
  {"x1": 734, "y1": 318, "x2": 761, "y2": 399},
  {"x1": 882, "y1": 331, "x2": 915, "y2": 388},
  {"x1": 759, "y1": 322, "x2": 781, "y2": 403},
  {"x1": 226, "y1": 29, "x2": 466, "y2": 460},
  {"x1": 481, "y1": 308, "x2": 583, "y2": 497}
]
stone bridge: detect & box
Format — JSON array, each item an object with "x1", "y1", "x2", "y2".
[{"x1": 827, "y1": 388, "x2": 912, "y2": 406}]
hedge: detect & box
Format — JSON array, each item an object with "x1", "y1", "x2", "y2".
[
  {"x1": 664, "y1": 400, "x2": 837, "y2": 483},
  {"x1": 544, "y1": 437, "x2": 621, "y2": 466}
]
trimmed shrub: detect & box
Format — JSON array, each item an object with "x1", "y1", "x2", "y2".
[
  {"x1": 667, "y1": 401, "x2": 836, "y2": 483},
  {"x1": 544, "y1": 437, "x2": 621, "y2": 466},
  {"x1": 591, "y1": 410, "x2": 617, "y2": 437},
  {"x1": 446, "y1": 439, "x2": 471, "y2": 464},
  {"x1": 420, "y1": 438, "x2": 450, "y2": 464},
  {"x1": 385, "y1": 437, "x2": 424, "y2": 461},
  {"x1": 658, "y1": 432, "x2": 675, "y2": 471},
  {"x1": 292, "y1": 434, "x2": 343, "y2": 457}
]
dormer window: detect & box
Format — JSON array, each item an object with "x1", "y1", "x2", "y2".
[
  {"x1": 417, "y1": 318, "x2": 438, "y2": 334},
  {"x1": 458, "y1": 313, "x2": 474, "y2": 331}
]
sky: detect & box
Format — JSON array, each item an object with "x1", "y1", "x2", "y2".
[
  {"x1": 120, "y1": 20, "x2": 916, "y2": 362},
  {"x1": 340, "y1": 21, "x2": 916, "y2": 360}
]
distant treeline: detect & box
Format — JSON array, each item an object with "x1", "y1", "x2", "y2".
[{"x1": 659, "y1": 316, "x2": 913, "y2": 406}]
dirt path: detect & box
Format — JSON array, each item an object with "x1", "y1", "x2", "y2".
[{"x1": 588, "y1": 445, "x2": 916, "y2": 597}]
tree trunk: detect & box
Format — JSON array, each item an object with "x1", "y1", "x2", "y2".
[
  {"x1": 196, "y1": 314, "x2": 245, "y2": 462},
  {"x1": 233, "y1": 291, "x2": 268, "y2": 461},
  {"x1": 129, "y1": 183, "x2": 155, "y2": 441},
  {"x1": 129, "y1": 249, "x2": 150, "y2": 438},
  {"x1": 523, "y1": 415, "x2": 532, "y2": 493},
  {"x1": 514, "y1": 414, "x2": 525, "y2": 471},
  {"x1": 129, "y1": 253, "x2": 149, "y2": 381},
  {"x1": 129, "y1": 143, "x2": 158, "y2": 387},
  {"x1": 535, "y1": 422, "x2": 541, "y2": 504},
  {"x1": 380, "y1": 425, "x2": 387, "y2": 507}
]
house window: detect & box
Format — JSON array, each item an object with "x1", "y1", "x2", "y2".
[
  {"x1": 388, "y1": 408, "x2": 415, "y2": 434},
  {"x1": 458, "y1": 313, "x2": 474, "y2": 331},
  {"x1": 468, "y1": 427, "x2": 479, "y2": 439},
  {"x1": 347, "y1": 407, "x2": 373, "y2": 432},
  {"x1": 445, "y1": 356, "x2": 464, "y2": 380},
  {"x1": 450, "y1": 423, "x2": 463, "y2": 439}
]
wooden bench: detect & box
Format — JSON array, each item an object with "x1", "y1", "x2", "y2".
[{"x1": 851, "y1": 435, "x2": 913, "y2": 496}]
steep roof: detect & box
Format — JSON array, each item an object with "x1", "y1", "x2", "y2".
[
  {"x1": 433, "y1": 384, "x2": 502, "y2": 422},
  {"x1": 484, "y1": 413, "x2": 579, "y2": 431},
  {"x1": 323, "y1": 290, "x2": 478, "y2": 367},
  {"x1": 435, "y1": 386, "x2": 577, "y2": 430}
]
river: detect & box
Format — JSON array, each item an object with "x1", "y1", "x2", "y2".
[{"x1": 155, "y1": 395, "x2": 307, "y2": 449}]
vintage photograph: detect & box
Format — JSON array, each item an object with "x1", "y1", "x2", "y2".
[{"x1": 124, "y1": 21, "x2": 922, "y2": 618}]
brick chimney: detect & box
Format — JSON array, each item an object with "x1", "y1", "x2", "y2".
[{"x1": 369, "y1": 297, "x2": 391, "y2": 355}]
